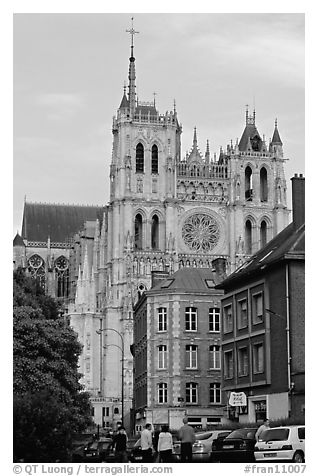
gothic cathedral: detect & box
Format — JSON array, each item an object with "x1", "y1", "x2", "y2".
[{"x1": 14, "y1": 24, "x2": 289, "y2": 428}]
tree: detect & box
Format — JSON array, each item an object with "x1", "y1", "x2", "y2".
[{"x1": 13, "y1": 268, "x2": 93, "y2": 462}]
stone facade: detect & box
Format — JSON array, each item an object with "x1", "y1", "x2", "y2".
[{"x1": 14, "y1": 31, "x2": 291, "y2": 431}]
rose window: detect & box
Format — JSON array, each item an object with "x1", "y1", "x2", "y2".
[{"x1": 182, "y1": 213, "x2": 220, "y2": 252}]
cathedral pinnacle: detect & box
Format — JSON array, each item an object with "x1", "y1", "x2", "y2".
[
  {"x1": 193, "y1": 127, "x2": 198, "y2": 147},
  {"x1": 126, "y1": 17, "x2": 139, "y2": 117},
  {"x1": 126, "y1": 16, "x2": 139, "y2": 59}
]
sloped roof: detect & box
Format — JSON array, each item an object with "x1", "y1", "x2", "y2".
[
  {"x1": 271, "y1": 126, "x2": 282, "y2": 144},
  {"x1": 216, "y1": 222, "x2": 305, "y2": 290},
  {"x1": 21, "y1": 202, "x2": 105, "y2": 243},
  {"x1": 151, "y1": 267, "x2": 223, "y2": 293},
  {"x1": 119, "y1": 93, "x2": 129, "y2": 109},
  {"x1": 135, "y1": 104, "x2": 157, "y2": 116},
  {"x1": 13, "y1": 232, "x2": 25, "y2": 247},
  {"x1": 238, "y1": 123, "x2": 262, "y2": 151}
]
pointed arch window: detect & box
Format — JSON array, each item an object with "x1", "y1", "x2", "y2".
[
  {"x1": 260, "y1": 167, "x2": 268, "y2": 202},
  {"x1": 245, "y1": 166, "x2": 253, "y2": 201},
  {"x1": 152, "y1": 144, "x2": 158, "y2": 174},
  {"x1": 27, "y1": 254, "x2": 46, "y2": 289},
  {"x1": 151, "y1": 214, "x2": 159, "y2": 250},
  {"x1": 136, "y1": 143, "x2": 144, "y2": 173},
  {"x1": 260, "y1": 220, "x2": 267, "y2": 249},
  {"x1": 55, "y1": 256, "x2": 70, "y2": 298},
  {"x1": 134, "y1": 214, "x2": 143, "y2": 250},
  {"x1": 245, "y1": 220, "x2": 252, "y2": 255}
]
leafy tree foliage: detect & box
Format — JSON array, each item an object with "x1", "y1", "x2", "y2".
[{"x1": 13, "y1": 268, "x2": 93, "y2": 462}]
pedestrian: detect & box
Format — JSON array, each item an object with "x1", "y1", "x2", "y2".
[
  {"x1": 140, "y1": 423, "x2": 153, "y2": 463},
  {"x1": 157, "y1": 425, "x2": 173, "y2": 463},
  {"x1": 255, "y1": 418, "x2": 270, "y2": 441},
  {"x1": 178, "y1": 417, "x2": 195, "y2": 462},
  {"x1": 113, "y1": 426, "x2": 128, "y2": 462}
]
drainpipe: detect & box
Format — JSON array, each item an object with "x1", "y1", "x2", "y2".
[{"x1": 285, "y1": 264, "x2": 291, "y2": 394}]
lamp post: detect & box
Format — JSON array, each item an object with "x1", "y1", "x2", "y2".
[{"x1": 97, "y1": 327, "x2": 125, "y2": 428}]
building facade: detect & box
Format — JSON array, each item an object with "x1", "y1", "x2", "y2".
[
  {"x1": 133, "y1": 267, "x2": 228, "y2": 432},
  {"x1": 14, "y1": 23, "x2": 291, "y2": 430},
  {"x1": 216, "y1": 175, "x2": 305, "y2": 423}
]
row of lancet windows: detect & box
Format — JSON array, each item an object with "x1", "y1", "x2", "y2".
[
  {"x1": 135, "y1": 213, "x2": 159, "y2": 250},
  {"x1": 136, "y1": 143, "x2": 158, "y2": 174},
  {"x1": 245, "y1": 220, "x2": 269, "y2": 254},
  {"x1": 245, "y1": 166, "x2": 268, "y2": 202}
]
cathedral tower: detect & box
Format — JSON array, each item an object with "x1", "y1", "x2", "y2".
[{"x1": 69, "y1": 21, "x2": 290, "y2": 429}]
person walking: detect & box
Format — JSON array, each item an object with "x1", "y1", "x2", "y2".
[
  {"x1": 140, "y1": 423, "x2": 153, "y2": 463},
  {"x1": 255, "y1": 418, "x2": 270, "y2": 441},
  {"x1": 178, "y1": 417, "x2": 195, "y2": 462},
  {"x1": 157, "y1": 425, "x2": 173, "y2": 463},
  {"x1": 112, "y1": 426, "x2": 128, "y2": 462}
]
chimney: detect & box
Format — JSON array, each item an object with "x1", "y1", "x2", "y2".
[{"x1": 291, "y1": 174, "x2": 305, "y2": 229}]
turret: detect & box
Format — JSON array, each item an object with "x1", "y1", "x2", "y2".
[{"x1": 269, "y1": 118, "x2": 283, "y2": 157}]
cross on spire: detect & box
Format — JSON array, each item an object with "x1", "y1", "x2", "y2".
[{"x1": 126, "y1": 17, "x2": 139, "y2": 57}]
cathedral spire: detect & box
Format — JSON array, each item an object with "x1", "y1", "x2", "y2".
[
  {"x1": 205, "y1": 139, "x2": 210, "y2": 163},
  {"x1": 271, "y1": 118, "x2": 283, "y2": 145},
  {"x1": 126, "y1": 17, "x2": 139, "y2": 117},
  {"x1": 193, "y1": 127, "x2": 198, "y2": 148}
]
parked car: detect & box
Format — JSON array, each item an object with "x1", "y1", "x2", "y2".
[
  {"x1": 254, "y1": 426, "x2": 305, "y2": 463},
  {"x1": 192, "y1": 430, "x2": 232, "y2": 462},
  {"x1": 171, "y1": 430, "x2": 232, "y2": 462},
  {"x1": 83, "y1": 438, "x2": 115, "y2": 462},
  {"x1": 210, "y1": 431, "x2": 233, "y2": 461},
  {"x1": 211, "y1": 428, "x2": 257, "y2": 462}
]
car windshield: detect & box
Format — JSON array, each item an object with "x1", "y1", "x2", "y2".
[
  {"x1": 259, "y1": 429, "x2": 290, "y2": 442},
  {"x1": 226, "y1": 429, "x2": 256, "y2": 439},
  {"x1": 195, "y1": 432, "x2": 212, "y2": 441}
]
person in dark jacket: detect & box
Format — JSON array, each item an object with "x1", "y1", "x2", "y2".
[
  {"x1": 178, "y1": 417, "x2": 195, "y2": 462},
  {"x1": 113, "y1": 426, "x2": 128, "y2": 462}
]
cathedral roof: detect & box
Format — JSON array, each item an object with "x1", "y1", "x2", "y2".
[
  {"x1": 119, "y1": 92, "x2": 129, "y2": 109},
  {"x1": 151, "y1": 267, "x2": 223, "y2": 293},
  {"x1": 216, "y1": 221, "x2": 305, "y2": 291},
  {"x1": 135, "y1": 104, "x2": 157, "y2": 116},
  {"x1": 238, "y1": 122, "x2": 262, "y2": 151},
  {"x1": 21, "y1": 202, "x2": 105, "y2": 244},
  {"x1": 13, "y1": 232, "x2": 25, "y2": 247},
  {"x1": 271, "y1": 120, "x2": 283, "y2": 145}
]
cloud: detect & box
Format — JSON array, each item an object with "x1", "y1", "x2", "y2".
[{"x1": 36, "y1": 93, "x2": 85, "y2": 121}]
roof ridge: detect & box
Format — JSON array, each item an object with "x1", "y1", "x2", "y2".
[{"x1": 25, "y1": 201, "x2": 105, "y2": 208}]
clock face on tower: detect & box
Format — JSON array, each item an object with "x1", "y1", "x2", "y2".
[{"x1": 181, "y1": 212, "x2": 220, "y2": 252}]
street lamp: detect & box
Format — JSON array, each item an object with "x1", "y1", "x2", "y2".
[{"x1": 96, "y1": 327, "x2": 125, "y2": 428}]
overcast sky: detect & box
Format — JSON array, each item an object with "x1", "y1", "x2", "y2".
[{"x1": 13, "y1": 12, "x2": 305, "y2": 235}]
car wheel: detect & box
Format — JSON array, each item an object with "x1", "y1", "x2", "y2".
[{"x1": 293, "y1": 451, "x2": 304, "y2": 463}]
